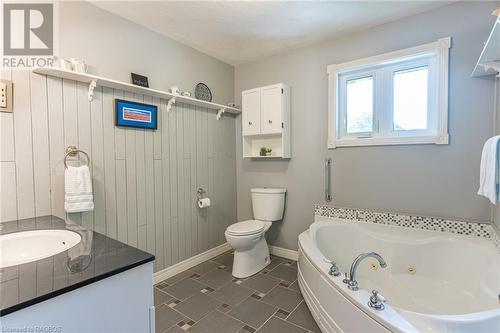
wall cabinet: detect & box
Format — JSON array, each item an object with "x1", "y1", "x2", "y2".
[{"x1": 242, "y1": 83, "x2": 291, "y2": 159}]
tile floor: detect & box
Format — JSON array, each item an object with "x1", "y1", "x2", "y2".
[{"x1": 154, "y1": 251, "x2": 320, "y2": 333}]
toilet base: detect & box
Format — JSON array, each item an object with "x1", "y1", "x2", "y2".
[{"x1": 231, "y1": 238, "x2": 271, "y2": 278}]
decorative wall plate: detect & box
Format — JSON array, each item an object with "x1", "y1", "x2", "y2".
[{"x1": 195, "y1": 83, "x2": 212, "y2": 102}]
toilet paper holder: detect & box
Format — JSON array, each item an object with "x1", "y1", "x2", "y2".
[{"x1": 197, "y1": 188, "x2": 206, "y2": 199}]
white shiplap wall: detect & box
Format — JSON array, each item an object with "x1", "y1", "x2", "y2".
[{"x1": 0, "y1": 69, "x2": 237, "y2": 272}]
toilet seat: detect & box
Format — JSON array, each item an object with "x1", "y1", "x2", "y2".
[{"x1": 226, "y1": 220, "x2": 264, "y2": 236}]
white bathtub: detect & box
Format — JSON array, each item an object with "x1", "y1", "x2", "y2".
[{"x1": 297, "y1": 218, "x2": 500, "y2": 333}]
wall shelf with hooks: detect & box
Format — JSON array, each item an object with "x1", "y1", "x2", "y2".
[
  {"x1": 472, "y1": 17, "x2": 500, "y2": 78},
  {"x1": 32, "y1": 67, "x2": 241, "y2": 117}
]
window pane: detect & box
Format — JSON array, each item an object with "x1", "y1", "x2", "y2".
[
  {"x1": 393, "y1": 66, "x2": 428, "y2": 131},
  {"x1": 346, "y1": 76, "x2": 373, "y2": 133}
]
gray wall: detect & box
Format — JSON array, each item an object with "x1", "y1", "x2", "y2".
[
  {"x1": 0, "y1": 1, "x2": 236, "y2": 272},
  {"x1": 235, "y1": 1, "x2": 497, "y2": 250}
]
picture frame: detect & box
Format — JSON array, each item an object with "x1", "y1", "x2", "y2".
[
  {"x1": 130, "y1": 73, "x2": 149, "y2": 88},
  {"x1": 115, "y1": 99, "x2": 157, "y2": 130}
]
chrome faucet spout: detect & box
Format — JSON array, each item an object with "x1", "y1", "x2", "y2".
[{"x1": 346, "y1": 252, "x2": 387, "y2": 291}]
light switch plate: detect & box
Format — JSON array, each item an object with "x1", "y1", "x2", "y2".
[{"x1": 0, "y1": 80, "x2": 13, "y2": 113}]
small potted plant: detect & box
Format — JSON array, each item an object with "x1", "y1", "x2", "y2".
[{"x1": 260, "y1": 147, "x2": 272, "y2": 156}]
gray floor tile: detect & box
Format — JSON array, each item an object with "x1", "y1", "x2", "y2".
[
  {"x1": 155, "y1": 287, "x2": 173, "y2": 306},
  {"x1": 198, "y1": 268, "x2": 233, "y2": 289},
  {"x1": 287, "y1": 301, "x2": 321, "y2": 333},
  {"x1": 267, "y1": 256, "x2": 285, "y2": 270},
  {"x1": 212, "y1": 251, "x2": 234, "y2": 267},
  {"x1": 268, "y1": 264, "x2": 297, "y2": 282},
  {"x1": 174, "y1": 293, "x2": 222, "y2": 321},
  {"x1": 210, "y1": 282, "x2": 254, "y2": 306},
  {"x1": 188, "y1": 310, "x2": 244, "y2": 333},
  {"x1": 189, "y1": 261, "x2": 219, "y2": 276},
  {"x1": 164, "y1": 278, "x2": 206, "y2": 300},
  {"x1": 165, "y1": 326, "x2": 186, "y2": 333},
  {"x1": 256, "y1": 317, "x2": 307, "y2": 333},
  {"x1": 289, "y1": 280, "x2": 300, "y2": 292},
  {"x1": 261, "y1": 286, "x2": 302, "y2": 312},
  {"x1": 228, "y1": 297, "x2": 276, "y2": 329},
  {"x1": 241, "y1": 274, "x2": 280, "y2": 294},
  {"x1": 164, "y1": 270, "x2": 195, "y2": 285},
  {"x1": 155, "y1": 304, "x2": 187, "y2": 333}
]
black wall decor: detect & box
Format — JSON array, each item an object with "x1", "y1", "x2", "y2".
[{"x1": 131, "y1": 73, "x2": 149, "y2": 88}]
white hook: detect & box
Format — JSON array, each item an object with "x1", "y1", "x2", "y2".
[
  {"x1": 216, "y1": 108, "x2": 226, "y2": 120},
  {"x1": 88, "y1": 80, "x2": 97, "y2": 102},
  {"x1": 167, "y1": 97, "x2": 176, "y2": 112}
]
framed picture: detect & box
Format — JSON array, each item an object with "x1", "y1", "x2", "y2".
[
  {"x1": 115, "y1": 99, "x2": 157, "y2": 130},
  {"x1": 131, "y1": 73, "x2": 149, "y2": 87}
]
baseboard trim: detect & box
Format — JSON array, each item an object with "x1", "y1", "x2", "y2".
[
  {"x1": 153, "y1": 243, "x2": 232, "y2": 284},
  {"x1": 269, "y1": 245, "x2": 298, "y2": 261}
]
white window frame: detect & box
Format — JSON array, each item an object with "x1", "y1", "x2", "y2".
[{"x1": 327, "y1": 37, "x2": 451, "y2": 149}]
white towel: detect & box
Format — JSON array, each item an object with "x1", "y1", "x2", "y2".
[
  {"x1": 478, "y1": 135, "x2": 500, "y2": 204},
  {"x1": 65, "y1": 165, "x2": 94, "y2": 213}
]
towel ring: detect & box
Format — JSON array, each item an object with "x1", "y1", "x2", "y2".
[{"x1": 64, "y1": 146, "x2": 90, "y2": 169}]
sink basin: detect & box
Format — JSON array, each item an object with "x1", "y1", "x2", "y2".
[{"x1": 0, "y1": 230, "x2": 82, "y2": 268}]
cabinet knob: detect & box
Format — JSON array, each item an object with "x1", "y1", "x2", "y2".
[
  {"x1": 248, "y1": 121, "x2": 252, "y2": 125},
  {"x1": 268, "y1": 120, "x2": 272, "y2": 124}
]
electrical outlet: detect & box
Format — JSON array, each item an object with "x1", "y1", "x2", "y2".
[
  {"x1": 0, "y1": 80, "x2": 13, "y2": 113},
  {"x1": 0, "y1": 82, "x2": 6, "y2": 108}
]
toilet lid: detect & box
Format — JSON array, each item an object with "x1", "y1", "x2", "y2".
[{"x1": 226, "y1": 220, "x2": 265, "y2": 236}]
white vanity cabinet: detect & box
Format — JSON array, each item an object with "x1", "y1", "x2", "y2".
[{"x1": 242, "y1": 83, "x2": 291, "y2": 158}]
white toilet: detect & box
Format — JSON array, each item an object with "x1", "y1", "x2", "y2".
[{"x1": 225, "y1": 187, "x2": 286, "y2": 278}]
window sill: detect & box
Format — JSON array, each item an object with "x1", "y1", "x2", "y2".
[{"x1": 328, "y1": 134, "x2": 449, "y2": 148}]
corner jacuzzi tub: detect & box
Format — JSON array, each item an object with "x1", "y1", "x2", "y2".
[{"x1": 298, "y1": 218, "x2": 500, "y2": 333}]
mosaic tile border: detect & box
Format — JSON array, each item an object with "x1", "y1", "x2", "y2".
[{"x1": 314, "y1": 204, "x2": 500, "y2": 250}]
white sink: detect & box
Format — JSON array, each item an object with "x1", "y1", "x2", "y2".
[{"x1": 0, "y1": 230, "x2": 82, "y2": 268}]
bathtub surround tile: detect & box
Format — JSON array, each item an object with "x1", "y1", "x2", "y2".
[
  {"x1": 261, "y1": 286, "x2": 302, "y2": 312},
  {"x1": 257, "y1": 317, "x2": 308, "y2": 333},
  {"x1": 268, "y1": 265, "x2": 297, "y2": 282},
  {"x1": 164, "y1": 278, "x2": 206, "y2": 300},
  {"x1": 210, "y1": 282, "x2": 255, "y2": 306},
  {"x1": 155, "y1": 304, "x2": 188, "y2": 333},
  {"x1": 287, "y1": 301, "x2": 321, "y2": 333},
  {"x1": 198, "y1": 269, "x2": 234, "y2": 289},
  {"x1": 314, "y1": 204, "x2": 500, "y2": 250},
  {"x1": 241, "y1": 272, "x2": 280, "y2": 293},
  {"x1": 228, "y1": 297, "x2": 277, "y2": 329},
  {"x1": 188, "y1": 310, "x2": 244, "y2": 333}
]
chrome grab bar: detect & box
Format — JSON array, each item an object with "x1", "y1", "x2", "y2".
[{"x1": 325, "y1": 158, "x2": 332, "y2": 202}]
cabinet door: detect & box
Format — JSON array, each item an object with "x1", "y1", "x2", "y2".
[
  {"x1": 242, "y1": 88, "x2": 261, "y2": 135},
  {"x1": 261, "y1": 85, "x2": 282, "y2": 134}
]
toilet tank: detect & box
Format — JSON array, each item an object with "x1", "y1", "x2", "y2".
[{"x1": 251, "y1": 188, "x2": 286, "y2": 221}]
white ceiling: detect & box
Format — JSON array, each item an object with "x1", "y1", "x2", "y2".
[{"x1": 90, "y1": 1, "x2": 453, "y2": 66}]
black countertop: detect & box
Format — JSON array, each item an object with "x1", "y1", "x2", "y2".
[{"x1": 0, "y1": 215, "x2": 155, "y2": 316}]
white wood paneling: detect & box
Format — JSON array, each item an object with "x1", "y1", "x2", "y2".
[{"x1": 0, "y1": 74, "x2": 237, "y2": 273}]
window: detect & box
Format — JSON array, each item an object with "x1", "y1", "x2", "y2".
[{"x1": 328, "y1": 37, "x2": 450, "y2": 148}]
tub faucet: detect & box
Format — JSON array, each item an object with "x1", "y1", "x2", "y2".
[{"x1": 346, "y1": 252, "x2": 387, "y2": 291}]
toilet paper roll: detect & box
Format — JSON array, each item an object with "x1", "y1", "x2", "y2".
[{"x1": 198, "y1": 198, "x2": 211, "y2": 208}]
